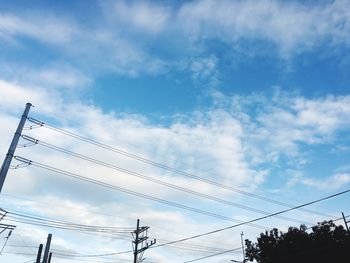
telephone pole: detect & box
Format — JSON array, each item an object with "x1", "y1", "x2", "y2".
[
  {"x1": 35, "y1": 244, "x2": 43, "y2": 263},
  {"x1": 0, "y1": 102, "x2": 32, "y2": 193},
  {"x1": 132, "y1": 219, "x2": 156, "y2": 263},
  {"x1": 231, "y1": 232, "x2": 246, "y2": 263},
  {"x1": 0, "y1": 209, "x2": 15, "y2": 255},
  {"x1": 0, "y1": 209, "x2": 15, "y2": 235},
  {"x1": 42, "y1": 233, "x2": 52, "y2": 263},
  {"x1": 342, "y1": 212, "x2": 349, "y2": 232}
]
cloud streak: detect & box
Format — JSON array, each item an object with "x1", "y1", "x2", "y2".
[{"x1": 1, "y1": 0, "x2": 350, "y2": 82}]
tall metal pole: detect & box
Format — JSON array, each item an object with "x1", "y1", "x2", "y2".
[
  {"x1": 42, "y1": 233, "x2": 52, "y2": 263},
  {"x1": 0, "y1": 102, "x2": 32, "y2": 193},
  {"x1": 35, "y1": 244, "x2": 43, "y2": 263},
  {"x1": 133, "y1": 219, "x2": 140, "y2": 263}
]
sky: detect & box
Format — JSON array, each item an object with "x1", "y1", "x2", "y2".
[{"x1": 0, "y1": 0, "x2": 350, "y2": 262}]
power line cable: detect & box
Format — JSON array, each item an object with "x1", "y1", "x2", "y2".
[
  {"x1": 1, "y1": 194, "x2": 235, "y2": 254},
  {"x1": 181, "y1": 217, "x2": 350, "y2": 263},
  {"x1": 13, "y1": 156, "x2": 269, "y2": 230},
  {"x1": 21, "y1": 135, "x2": 312, "y2": 226},
  {"x1": 26, "y1": 117, "x2": 333, "y2": 219},
  {"x1": 2, "y1": 208, "x2": 133, "y2": 233},
  {"x1": 149, "y1": 190, "x2": 350, "y2": 248},
  {"x1": 183, "y1": 247, "x2": 242, "y2": 263}
]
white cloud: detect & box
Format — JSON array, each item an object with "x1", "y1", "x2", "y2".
[
  {"x1": 110, "y1": 1, "x2": 171, "y2": 34},
  {"x1": 0, "y1": 80, "x2": 62, "y2": 115},
  {"x1": 0, "y1": 62, "x2": 91, "y2": 90},
  {"x1": 1, "y1": 0, "x2": 349, "y2": 82},
  {"x1": 0, "y1": 13, "x2": 78, "y2": 45},
  {"x1": 237, "y1": 92, "x2": 350, "y2": 163},
  {"x1": 1, "y1": 84, "x2": 350, "y2": 262},
  {"x1": 177, "y1": 0, "x2": 350, "y2": 56},
  {"x1": 301, "y1": 173, "x2": 350, "y2": 190}
]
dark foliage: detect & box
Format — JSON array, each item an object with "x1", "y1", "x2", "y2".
[{"x1": 245, "y1": 221, "x2": 350, "y2": 263}]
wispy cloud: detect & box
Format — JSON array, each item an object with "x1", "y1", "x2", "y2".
[
  {"x1": 177, "y1": 0, "x2": 350, "y2": 56},
  {"x1": 302, "y1": 173, "x2": 350, "y2": 190},
  {"x1": 108, "y1": 0, "x2": 171, "y2": 34},
  {"x1": 2, "y1": 0, "x2": 349, "y2": 81},
  {"x1": 0, "y1": 13, "x2": 78, "y2": 45},
  {"x1": 1, "y1": 81, "x2": 350, "y2": 262}
]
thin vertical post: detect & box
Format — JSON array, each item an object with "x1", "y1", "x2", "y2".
[
  {"x1": 35, "y1": 244, "x2": 43, "y2": 263},
  {"x1": 42, "y1": 233, "x2": 52, "y2": 263},
  {"x1": 240, "y1": 232, "x2": 245, "y2": 263},
  {"x1": 0, "y1": 102, "x2": 32, "y2": 193},
  {"x1": 342, "y1": 212, "x2": 349, "y2": 232},
  {"x1": 133, "y1": 219, "x2": 140, "y2": 263},
  {"x1": 48, "y1": 252, "x2": 53, "y2": 263}
]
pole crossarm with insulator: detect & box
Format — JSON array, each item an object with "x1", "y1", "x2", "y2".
[{"x1": 132, "y1": 219, "x2": 156, "y2": 263}]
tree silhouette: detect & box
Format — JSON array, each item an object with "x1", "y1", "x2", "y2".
[{"x1": 245, "y1": 220, "x2": 350, "y2": 263}]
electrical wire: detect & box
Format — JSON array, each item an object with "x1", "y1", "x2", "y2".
[
  {"x1": 13, "y1": 155, "x2": 269, "y2": 230},
  {"x1": 149, "y1": 191, "x2": 350, "y2": 248},
  {"x1": 21, "y1": 134, "x2": 312, "y2": 226},
  {"x1": 1, "y1": 194, "x2": 235, "y2": 255},
  {"x1": 3, "y1": 251, "x2": 120, "y2": 263},
  {"x1": 162, "y1": 214, "x2": 350, "y2": 263},
  {"x1": 26, "y1": 117, "x2": 333, "y2": 219},
  {"x1": 183, "y1": 247, "x2": 242, "y2": 263},
  {"x1": 1, "y1": 209, "x2": 133, "y2": 237}
]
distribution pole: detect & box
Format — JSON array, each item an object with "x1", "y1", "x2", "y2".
[
  {"x1": 232, "y1": 232, "x2": 246, "y2": 263},
  {"x1": 35, "y1": 244, "x2": 43, "y2": 263},
  {"x1": 0, "y1": 102, "x2": 32, "y2": 193},
  {"x1": 42, "y1": 233, "x2": 52, "y2": 263},
  {"x1": 133, "y1": 219, "x2": 140, "y2": 263},
  {"x1": 240, "y1": 232, "x2": 245, "y2": 262},
  {"x1": 342, "y1": 212, "x2": 349, "y2": 232},
  {"x1": 0, "y1": 209, "x2": 16, "y2": 247},
  {"x1": 132, "y1": 219, "x2": 156, "y2": 263}
]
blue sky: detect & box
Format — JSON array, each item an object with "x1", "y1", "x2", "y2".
[{"x1": 0, "y1": 1, "x2": 350, "y2": 263}]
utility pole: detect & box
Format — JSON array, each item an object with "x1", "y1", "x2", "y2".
[
  {"x1": 35, "y1": 244, "x2": 43, "y2": 263},
  {"x1": 42, "y1": 233, "x2": 52, "y2": 263},
  {"x1": 231, "y1": 232, "x2": 246, "y2": 263},
  {"x1": 0, "y1": 229, "x2": 12, "y2": 255},
  {"x1": 0, "y1": 208, "x2": 15, "y2": 255},
  {"x1": 0, "y1": 103, "x2": 32, "y2": 193},
  {"x1": 342, "y1": 212, "x2": 349, "y2": 232},
  {"x1": 132, "y1": 219, "x2": 156, "y2": 263},
  {"x1": 240, "y1": 232, "x2": 246, "y2": 262},
  {"x1": 0, "y1": 209, "x2": 15, "y2": 234}
]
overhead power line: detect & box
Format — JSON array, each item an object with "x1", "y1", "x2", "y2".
[
  {"x1": 1, "y1": 208, "x2": 133, "y2": 237},
  {"x1": 13, "y1": 156, "x2": 268, "y2": 230},
  {"x1": 12, "y1": 154, "x2": 348, "y2": 250},
  {"x1": 26, "y1": 117, "x2": 333, "y2": 219},
  {"x1": 149, "y1": 190, "x2": 350, "y2": 248},
  {"x1": 21, "y1": 134, "x2": 312, "y2": 226},
  {"x1": 183, "y1": 214, "x2": 350, "y2": 263},
  {"x1": 183, "y1": 247, "x2": 242, "y2": 263},
  {"x1": 1, "y1": 194, "x2": 236, "y2": 255}
]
